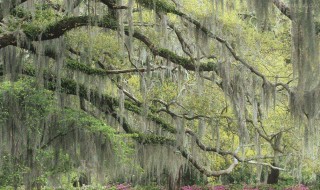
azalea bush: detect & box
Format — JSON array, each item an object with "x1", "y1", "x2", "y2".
[
  {"x1": 284, "y1": 184, "x2": 309, "y2": 190},
  {"x1": 212, "y1": 185, "x2": 228, "y2": 190},
  {"x1": 106, "y1": 183, "x2": 132, "y2": 190},
  {"x1": 181, "y1": 185, "x2": 202, "y2": 190},
  {"x1": 180, "y1": 184, "x2": 310, "y2": 190}
]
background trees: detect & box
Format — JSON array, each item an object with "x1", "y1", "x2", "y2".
[{"x1": 0, "y1": 0, "x2": 319, "y2": 189}]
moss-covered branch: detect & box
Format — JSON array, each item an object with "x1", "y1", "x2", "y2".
[
  {"x1": 0, "y1": 15, "x2": 117, "y2": 48},
  {"x1": 135, "y1": 0, "x2": 178, "y2": 13},
  {"x1": 23, "y1": 15, "x2": 117, "y2": 40},
  {"x1": 134, "y1": 0, "x2": 290, "y2": 91},
  {"x1": 1, "y1": 14, "x2": 216, "y2": 71},
  {"x1": 65, "y1": 59, "x2": 166, "y2": 75},
  {"x1": 130, "y1": 31, "x2": 216, "y2": 71}
]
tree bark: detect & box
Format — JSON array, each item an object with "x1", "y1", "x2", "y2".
[{"x1": 267, "y1": 162, "x2": 280, "y2": 184}]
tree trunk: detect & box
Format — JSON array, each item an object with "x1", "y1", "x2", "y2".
[
  {"x1": 267, "y1": 133, "x2": 282, "y2": 184},
  {"x1": 267, "y1": 162, "x2": 279, "y2": 184}
]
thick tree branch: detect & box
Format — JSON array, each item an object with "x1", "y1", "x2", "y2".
[
  {"x1": 66, "y1": 59, "x2": 166, "y2": 75},
  {"x1": 130, "y1": 31, "x2": 216, "y2": 71},
  {"x1": 180, "y1": 149, "x2": 239, "y2": 177},
  {"x1": 0, "y1": 14, "x2": 216, "y2": 71},
  {"x1": 136, "y1": 0, "x2": 291, "y2": 93},
  {"x1": 167, "y1": 22, "x2": 194, "y2": 61},
  {"x1": 0, "y1": 15, "x2": 117, "y2": 48}
]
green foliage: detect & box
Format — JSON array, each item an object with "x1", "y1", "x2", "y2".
[
  {"x1": 134, "y1": 184, "x2": 162, "y2": 190},
  {"x1": 0, "y1": 77, "x2": 54, "y2": 126},
  {"x1": 0, "y1": 154, "x2": 29, "y2": 188},
  {"x1": 225, "y1": 164, "x2": 257, "y2": 184},
  {"x1": 1, "y1": 0, "x2": 319, "y2": 188},
  {"x1": 11, "y1": 7, "x2": 32, "y2": 19}
]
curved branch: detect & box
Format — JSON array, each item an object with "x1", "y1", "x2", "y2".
[
  {"x1": 136, "y1": 0, "x2": 291, "y2": 93},
  {"x1": 0, "y1": 15, "x2": 117, "y2": 48},
  {"x1": 66, "y1": 59, "x2": 166, "y2": 75},
  {"x1": 130, "y1": 31, "x2": 216, "y2": 71},
  {"x1": 180, "y1": 148, "x2": 238, "y2": 176},
  {"x1": 0, "y1": 14, "x2": 216, "y2": 71},
  {"x1": 167, "y1": 22, "x2": 194, "y2": 61},
  {"x1": 185, "y1": 128, "x2": 242, "y2": 159},
  {"x1": 247, "y1": 160, "x2": 285, "y2": 171}
]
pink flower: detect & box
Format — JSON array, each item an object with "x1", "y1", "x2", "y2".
[
  {"x1": 181, "y1": 185, "x2": 202, "y2": 190},
  {"x1": 115, "y1": 183, "x2": 132, "y2": 190},
  {"x1": 284, "y1": 184, "x2": 309, "y2": 190},
  {"x1": 213, "y1": 185, "x2": 227, "y2": 190}
]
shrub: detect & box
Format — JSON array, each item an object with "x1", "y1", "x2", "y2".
[
  {"x1": 284, "y1": 184, "x2": 309, "y2": 190},
  {"x1": 181, "y1": 185, "x2": 202, "y2": 190},
  {"x1": 212, "y1": 185, "x2": 228, "y2": 190}
]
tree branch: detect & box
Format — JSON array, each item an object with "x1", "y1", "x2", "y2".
[{"x1": 272, "y1": 0, "x2": 291, "y2": 19}]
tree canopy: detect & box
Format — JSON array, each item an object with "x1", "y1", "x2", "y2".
[{"x1": 0, "y1": 0, "x2": 319, "y2": 189}]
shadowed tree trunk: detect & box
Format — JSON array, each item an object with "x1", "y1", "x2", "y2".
[{"x1": 267, "y1": 162, "x2": 279, "y2": 184}]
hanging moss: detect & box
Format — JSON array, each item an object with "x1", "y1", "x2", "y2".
[
  {"x1": 19, "y1": 65, "x2": 178, "y2": 136},
  {"x1": 289, "y1": 0, "x2": 320, "y2": 121},
  {"x1": 254, "y1": 0, "x2": 270, "y2": 29}
]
